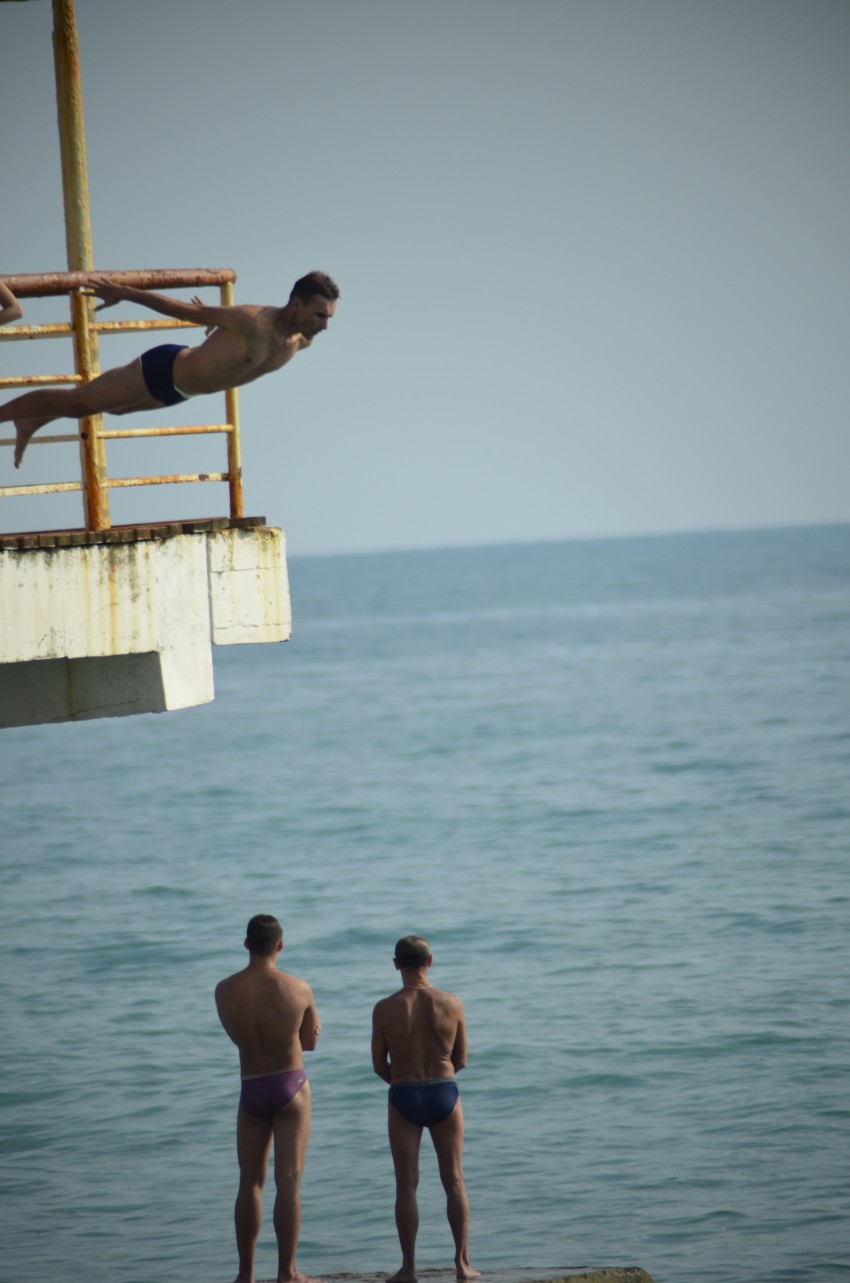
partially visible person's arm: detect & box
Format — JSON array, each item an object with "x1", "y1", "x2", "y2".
[
  {"x1": 214, "y1": 978, "x2": 238, "y2": 1045},
  {"x1": 371, "y1": 1004, "x2": 392, "y2": 1083},
  {"x1": 0, "y1": 281, "x2": 23, "y2": 325},
  {"x1": 298, "y1": 989, "x2": 322, "y2": 1052},
  {"x1": 192, "y1": 294, "x2": 216, "y2": 335},
  {"x1": 450, "y1": 999, "x2": 468, "y2": 1073}
]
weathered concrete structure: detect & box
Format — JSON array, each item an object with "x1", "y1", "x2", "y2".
[{"x1": 0, "y1": 518, "x2": 290, "y2": 726}]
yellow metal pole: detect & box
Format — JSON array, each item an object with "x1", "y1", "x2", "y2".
[
  {"x1": 52, "y1": 0, "x2": 109, "y2": 530},
  {"x1": 220, "y1": 280, "x2": 245, "y2": 519}
]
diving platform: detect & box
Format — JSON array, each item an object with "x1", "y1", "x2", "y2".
[
  {"x1": 0, "y1": 516, "x2": 290, "y2": 727},
  {"x1": 0, "y1": 2, "x2": 294, "y2": 729}
]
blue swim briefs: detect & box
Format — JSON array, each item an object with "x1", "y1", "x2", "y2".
[
  {"x1": 388, "y1": 1079, "x2": 459, "y2": 1128},
  {"x1": 140, "y1": 343, "x2": 190, "y2": 406}
]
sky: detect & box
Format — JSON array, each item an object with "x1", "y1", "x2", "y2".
[{"x1": 1, "y1": 0, "x2": 848, "y2": 556}]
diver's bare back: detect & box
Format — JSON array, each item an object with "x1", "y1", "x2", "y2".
[
  {"x1": 215, "y1": 966, "x2": 314, "y2": 1079},
  {"x1": 175, "y1": 305, "x2": 309, "y2": 397},
  {"x1": 377, "y1": 986, "x2": 465, "y2": 1083}
]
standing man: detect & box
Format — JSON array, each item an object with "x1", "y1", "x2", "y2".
[
  {"x1": 3, "y1": 269, "x2": 339, "y2": 466},
  {"x1": 215, "y1": 914, "x2": 323, "y2": 1283},
  {"x1": 371, "y1": 936, "x2": 479, "y2": 1283}
]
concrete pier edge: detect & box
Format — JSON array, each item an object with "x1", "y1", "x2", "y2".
[
  {"x1": 247, "y1": 1270, "x2": 656, "y2": 1283},
  {"x1": 0, "y1": 518, "x2": 291, "y2": 725}
]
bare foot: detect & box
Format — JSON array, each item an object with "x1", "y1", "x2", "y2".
[
  {"x1": 277, "y1": 1273, "x2": 326, "y2": 1283},
  {"x1": 14, "y1": 417, "x2": 49, "y2": 468},
  {"x1": 386, "y1": 1269, "x2": 417, "y2": 1283},
  {"x1": 456, "y1": 1263, "x2": 481, "y2": 1279}
]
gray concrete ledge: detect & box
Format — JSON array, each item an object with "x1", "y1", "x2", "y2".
[
  {"x1": 0, "y1": 521, "x2": 290, "y2": 724},
  {"x1": 251, "y1": 1270, "x2": 656, "y2": 1283},
  {"x1": 0, "y1": 515, "x2": 267, "y2": 551}
]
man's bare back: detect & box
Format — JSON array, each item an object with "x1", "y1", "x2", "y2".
[
  {"x1": 215, "y1": 957, "x2": 318, "y2": 1079},
  {"x1": 372, "y1": 983, "x2": 466, "y2": 1084}
]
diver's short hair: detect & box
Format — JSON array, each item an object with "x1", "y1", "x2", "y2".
[
  {"x1": 290, "y1": 270, "x2": 340, "y2": 303},
  {"x1": 394, "y1": 935, "x2": 431, "y2": 970},
  {"x1": 245, "y1": 914, "x2": 283, "y2": 956}
]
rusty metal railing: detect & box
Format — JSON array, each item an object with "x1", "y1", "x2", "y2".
[{"x1": 0, "y1": 268, "x2": 244, "y2": 531}]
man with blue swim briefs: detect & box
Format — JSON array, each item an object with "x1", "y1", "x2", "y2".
[
  {"x1": 215, "y1": 913, "x2": 322, "y2": 1283},
  {"x1": 4, "y1": 269, "x2": 339, "y2": 467},
  {"x1": 372, "y1": 936, "x2": 479, "y2": 1283}
]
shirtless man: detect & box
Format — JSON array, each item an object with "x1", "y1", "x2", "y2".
[
  {"x1": 2, "y1": 269, "x2": 339, "y2": 466},
  {"x1": 371, "y1": 936, "x2": 479, "y2": 1283},
  {"x1": 215, "y1": 914, "x2": 323, "y2": 1283}
]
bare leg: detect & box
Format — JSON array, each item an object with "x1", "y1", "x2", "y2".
[
  {"x1": 4, "y1": 358, "x2": 163, "y2": 467},
  {"x1": 387, "y1": 1104, "x2": 423, "y2": 1283},
  {"x1": 430, "y1": 1101, "x2": 479, "y2": 1280},
  {"x1": 234, "y1": 1107, "x2": 274, "y2": 1283},
  {"x1": 271, "y1": 1082, "x2": 323, "y2": 1283}
]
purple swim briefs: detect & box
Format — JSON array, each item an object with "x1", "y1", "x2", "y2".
[{"x1": 239, "y1": 1068, "x2": 308, "y2": 1119}]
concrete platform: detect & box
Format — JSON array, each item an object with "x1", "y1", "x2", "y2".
[{"x1": 0, "y1": 517, "x2": 290, "y2": 726}]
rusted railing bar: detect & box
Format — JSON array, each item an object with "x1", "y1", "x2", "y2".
[
  {"x1": 0, "y1": 375, "x2": 82, "y2": 389},
  {"x1": 3, "y1": 268, "x2": 237, "y2": 299},
  {"x1": 0, "y1": 432, "x2": 79, "y2": 448},
  {"x1": 220, "y1": 278, "x2": 244, "y2": 519},
  {"x1": 0, "y1": 320, "x2": 202, "y2": 342},
  {"x1": 0, "y1": 323, "x2": 73, "y2": 340},
  {"x1": 107, "y1": 472, "x2": 228, "y2": 489},
  {"x1": 0, "y1": 480, "x2": 82, "y2": 498},
  {"x1": 99, "y1": 424, "x2": 232, "y2": 439},
  {"x1": 93, "y1": 319, "x2": 200, "y2": 333}
]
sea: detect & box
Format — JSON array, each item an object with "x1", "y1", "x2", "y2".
[{"x1": 1, "y1": 524, "x2": 848, "y2": 1283}]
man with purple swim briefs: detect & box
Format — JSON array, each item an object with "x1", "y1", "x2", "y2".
[
  {"x1": 3, "y1": 269, "x2": 339, "y2": 468},
  {"x1": 215, "y1": 913, "x2": 322, "y2": 1283},
  {"x1": 372, "y1": 936, "x2": 479, "y2": 1283}
]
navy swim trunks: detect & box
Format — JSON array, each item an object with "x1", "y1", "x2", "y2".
[
  {"x1": 239, "y1": 1069, "x2": 308, "y2": 1119},
  {"x1": 140, "y1": 343, "x2": 190, "y2": 406},
  {"x1": 388, "y1": 1079, "x2": 459, "y2": 1128}
]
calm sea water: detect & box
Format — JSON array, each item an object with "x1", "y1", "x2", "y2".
[{"x1": 1, "y1": 525, "x2": 848, "y2": 1283}]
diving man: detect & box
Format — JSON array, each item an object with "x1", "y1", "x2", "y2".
[{"x1": 2, "y1": 270, "x2": 339, "y2": 467}]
